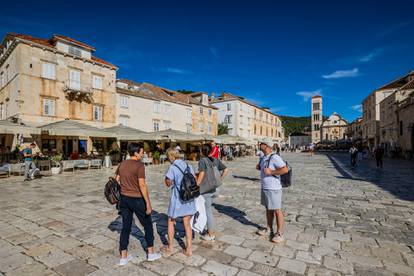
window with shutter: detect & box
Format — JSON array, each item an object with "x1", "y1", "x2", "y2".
[
  {"x1": 92, "y1": 75, "x2": 103, "y2": 89},
  {"x1": 69, "y1": 70, "x2": 81, "y2": 90},
  {"x1": 42, "y1": 62, "x2": 56, "y2": 80}
]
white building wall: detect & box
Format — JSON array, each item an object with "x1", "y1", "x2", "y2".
[
  {"x1": 212, "y1": 100, "x2": 239, "y2": 136},
  {"x1": 116, "y1": 93, "x2": 190, "y2": 132}
]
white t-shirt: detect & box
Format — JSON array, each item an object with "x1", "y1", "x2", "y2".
[{"x1": 260, "y1": 153, "x2": 286, "y2": 190}]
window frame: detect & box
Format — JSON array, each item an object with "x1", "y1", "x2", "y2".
[
  {"x1": 69, "y1": 70, "x2": 81, "y2": 90},
  {"x1": 43, "y1": 98, "x2": 56, "y2": 116},
  {"x1": 42, "y1": 62, "x2": 56, "y2": 80},
  {"x1": 92, "y1": 75, "x2": 103, "y2": 90},
  {"x1": 93, "y1": 105, "x2": 103, "y2": 121}
]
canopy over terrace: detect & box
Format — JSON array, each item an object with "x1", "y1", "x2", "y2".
[
  {"x1": 0, "y1": 120, "x2": 41, "y2": 149},
  {"x1": 104, "y1": 125, "x2": 151, "y2": 141},
  {"x1": 0, "y1": 120, "x2": 41, "y2": 136},
  {"x1": 39, "y1": 120, "x2": 116, "y2": 156},
  {"x1": 39, "y1": 120, "x2": 115, "y2": 138},
  {"x1": 217, "y1": 134, "x2": 251, "y2": 145},
  {"x1": 147, "y1": 129, "x2": 206, "y2": 142}
]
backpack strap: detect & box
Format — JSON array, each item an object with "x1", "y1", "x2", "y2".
[
  {"x1": 265, "y1": 154, "x2": 275, "y2": 169},
  {"x1": 173, "y1": 162, "x2": 189, "y2": 175}
]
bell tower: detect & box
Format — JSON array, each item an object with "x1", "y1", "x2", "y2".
[{"x1": 311, "y1": 95, "x2": 322, "y2": 143}]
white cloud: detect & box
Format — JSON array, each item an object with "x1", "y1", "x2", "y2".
[
  {"x1": 350, "y1": 104, "x2": 362, "y2": 113},
  {"x1": 359, "y1": 49, "x2": 384, "y2": 62},
  {"x1": 209, "y1": 46, "x2": 218, "y2": 57},
  {"x1": 160, "y1": 67, "x2": 192, "y2": 75},
  {"x1": 296, "y1": 89, "x2": 322, "y2": 102},
  {"x1": 322, "y1": 68, "x2": 360, "y2": 79}
]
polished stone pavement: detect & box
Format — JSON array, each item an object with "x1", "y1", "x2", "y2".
[{"x1": 0, "y1": 152, "x2": 413, "y2": 275}]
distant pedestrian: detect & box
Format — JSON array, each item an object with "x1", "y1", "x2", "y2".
[
  {"x1": 208, "y1": 141, "x2": 220, "y2": 159},
  {"x1": 374, "y1": 145, "x2": 384, "y2": 168},
  {"x1": 349, "y1": 145, "x2": 358, "y2": 168},
  {"x1": 197, "y1": 144, "x2": 229, "y2": 241},
  {"x1": 309, "y1": 143, "x2": 315, "y2": 156},
  {"x1": 23, "y1": 143, "x2": 37, "y2": 181},
  {"x1": 256, "y1": 141, "x2": 288, "y2": 243},
  {"x1": 116, "y1": 143, "x2": 161, "y2": 265},
  {"x1": 162, "y1": 148, "x2": 196, "y2": 257}
]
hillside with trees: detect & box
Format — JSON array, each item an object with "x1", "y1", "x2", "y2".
[{"x1": 280, "y1": 116, "x2": 311, "y2": 137}]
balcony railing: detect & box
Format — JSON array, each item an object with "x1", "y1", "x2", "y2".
[{"x1": 63, "y1": 85, "x2": 93, "y2": 103}]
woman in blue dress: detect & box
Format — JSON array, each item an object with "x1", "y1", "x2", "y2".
[{"x1": 162, "y1": 148, "x2": 197, "y2": 257}]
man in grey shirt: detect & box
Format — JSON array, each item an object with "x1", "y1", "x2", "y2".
[{"x1": 256, "y1": 141, "x2": 288, "y2": 243}]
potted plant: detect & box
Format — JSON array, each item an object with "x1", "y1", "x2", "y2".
[
  {"x1": 153, "y1": 151, "x2": 160, "y2": 165},
  {"x1": 51, "y1": 153, "x2": 63, "y2": 174}
]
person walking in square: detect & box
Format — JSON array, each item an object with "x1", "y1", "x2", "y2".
[
  {"x1": 349, "y1": 144, "x2": 358, "y2": 168},
  {"x1": 197, "y1": 144, "x2": 229, "y2": 241},
  {"x1": 23, "y1": 143, "x2": 37, "y2": 181},
  {"x1": 162, "y1": 148, "x2": 197, "y2": 257},
  {"x1": 116, "y1": 143, "x2": 161, "y2": 265},
  {"x1": 256, "y1": 141, "x2": 288, "y2": 243},
  {"x1": 374, "y1": 145, "x2": 384, "y2": 168}
]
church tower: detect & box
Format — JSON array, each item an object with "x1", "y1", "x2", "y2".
[{"x1": 311, "y1": 95, "x2": 322, "y2": 143}]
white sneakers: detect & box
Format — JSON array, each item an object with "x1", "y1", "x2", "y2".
[
  {"x1": 200, "y1": 234, "x2": 216, "y2": 241},
  {"x1": 119, "y1": 255, "x2": 133, "y2": 266},
  {"x1": 119, "y1": 252, "x2": 161, "y2": 266},
  {"x1": 271, "y1": 233, "x2": 285, "y2": 243},
  {"x1": 147, "y1": 252, "x2": 162, "y2": 262}
]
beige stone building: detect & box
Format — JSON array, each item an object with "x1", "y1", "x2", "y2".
[
  {"x1": 116, "y1": 80, "x2": 192, "y2": 133},
  {"x1": 347, "y1": 117, "x2": 363, "y2": 142},
  {"x1": 378, "y1": 71, "x2": 414, "y2": 157},
  {"x1": 210, "y1": 92, "x2": 283, "y2": 144},
  {"x1": 0, "y1": 33, "x2": 117, "y2": 154},
  {"x1": 185, "y1": 92, "x2": 218, "y2": 136},
  {"x1": 396, "y1": 91, "x2": 414, "y2": 158},
  {"x1": 362, "y1": 74, "x2": 403, "y2": 148},
  {"x1": 320, "y1": 113, "x2": 348, "y2": 141}
]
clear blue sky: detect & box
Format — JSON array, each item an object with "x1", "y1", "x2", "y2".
[{"x1": 1, "y1": 0, "x2": 413, "y2": 121}]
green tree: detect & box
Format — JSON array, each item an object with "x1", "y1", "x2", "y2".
[{"x1": 218, "y1": 123, "x2": 229, "y2": 135}]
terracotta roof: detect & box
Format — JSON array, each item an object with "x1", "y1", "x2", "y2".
[
  {"x1": 400, "y1": 79, "x2": 414, "y2": 91},
  {"x1": 312, "y1": 95, "x2": 322, "y2": 99},
  {"x1": 117, "y1": 81, "x2": 191, "y2": 107},
  {"x1": 210, "y1": 92, "x2": 279, "y2": 116},
  {"x1": 378, "y1": 71, "x2": 414, "y2": 90},
  {"x1": 1, "y1": 33, "x2": 115, "y2": 69},
  {"x1": 52, "y1": 34, "x2": 95, "y2": 51}
]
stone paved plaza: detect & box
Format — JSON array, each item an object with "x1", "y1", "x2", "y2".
[{"x1": 0, "y1": 152, "x2": 413, "y2": 276}]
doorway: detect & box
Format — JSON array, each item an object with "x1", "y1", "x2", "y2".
[
  {"x1": 78, "y1": 140, "x2": 87, "y2": 154},
  {"x1": 63, "y1": 139, "x2": 73, "y2": 158}
]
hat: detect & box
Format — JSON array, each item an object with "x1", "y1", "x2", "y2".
[
  {"x1": 175, "y1": 145, "x2": 182, "y2": 151},
  {"x1": 259, "y1": 140, "x2": 273, "y2": 148}
]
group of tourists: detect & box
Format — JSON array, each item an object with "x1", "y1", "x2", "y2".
[
  {"x1": 349, "y1": 144, "x2": 385, "y2": 168},
  {"x1": 113, "y1": 140, "x2": 288, "y2": 266}
]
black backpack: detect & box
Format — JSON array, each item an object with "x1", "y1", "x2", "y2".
[
  {"x1": 104, "y1": 176, "x2": 121, "y2": 205},
  {"x1": 266, "y1": 154, "x2": 292, "y2": 188},
  {"x1": 173, "y1": 163, "x2": 200, "y2": 201}
]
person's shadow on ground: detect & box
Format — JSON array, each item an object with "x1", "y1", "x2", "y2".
[
  {"x1": 107, "y1": 212, "x2": 188, "y2": 251},
  {"x1": 213, "y1": 203, "x2": 262, "y2": 229}
]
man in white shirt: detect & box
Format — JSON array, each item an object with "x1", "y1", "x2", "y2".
[{"x1": 256, "y1": 141, "x2": 288, "y2": 243}]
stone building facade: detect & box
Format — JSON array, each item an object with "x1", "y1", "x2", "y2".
[
  {"x1": 347, "y1": 118, "x2": 363, "y2": 142},
  {"x1": 311, "y1": 95, "x2": 322, "y2": 143},
  {"x1": 116, "y1": 80, "x2": 192, "y2": 133},
  {"x1": 186, "y1": 92, "x2": 218, "y2": 136},
  {"x1": 320, "y1": 113, "x2": 348, "y2": 141},
  {"x1": 211, "y1": 92, "x2": 283, "y2": 144},
  {"x1": 0, "y1": 33, "x2": 117, "y2": 127},
  {"x1": 378, "y1": 71, "x2": 414, "y2": 157}
]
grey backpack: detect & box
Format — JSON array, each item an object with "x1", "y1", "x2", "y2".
[{"x1": 199, "y1": 158, "x2": 221, "y2": 194}]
